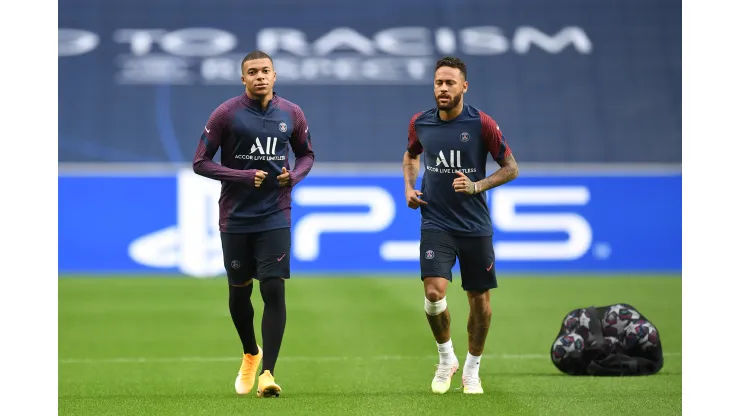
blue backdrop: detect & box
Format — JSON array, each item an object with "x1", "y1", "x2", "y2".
[
  {"x1": 58, "y1": 171, "x2": 681, "y2": 276},
  {"x1": 59, "y1": 0, "x2": 681, "y2": 164}
]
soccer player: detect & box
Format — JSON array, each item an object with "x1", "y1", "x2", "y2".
[
  {"x1": 192, "y1": 51, "x2": 315, "y2": 398},
  {"x1": 402, "y1": 56, "x2": 519, "y2": 395}
]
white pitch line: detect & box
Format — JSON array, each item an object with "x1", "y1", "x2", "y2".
[{"x1": 59, "y1": 352, "x2": 681, "y2": 365}]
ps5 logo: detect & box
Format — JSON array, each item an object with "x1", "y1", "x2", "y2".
[
  {"x1": 491, "y1": 187, "x2": 593, "y2": 261},
  {"x1": 128, "y1": 170, "x2": 223, "y2": 278},
  {"x1": 381, "y1": 186, "x2": 593, "y2": 262},
  {"x1": 292, "y1": 186, "x2": 396, "y2": 261},
  {"x1": 128, "y1": 170, "x2": 595, "y2": 278}
]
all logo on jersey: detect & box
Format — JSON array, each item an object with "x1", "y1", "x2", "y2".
[
  {"x1": 426, "y1": 149, "x2": 477, "y2": 174},
  {"x1": 436, "y1": 150, "x2": 462, "y2": 168},
  {"x1": 251, "y1": 137, "x2": 278, "y2": 155},
  {"x1": 425, "y1": 250, "x2": 435, "y2": 260},
  {"x1": 460, "y1": 132, "x2": 470, "y2": 142},
  {"x1": 279, "y1": 122, "x2": 288, "y2": 132},
  {"x1": 234, "y1": 137, "x2": 287, "y2": 161}
]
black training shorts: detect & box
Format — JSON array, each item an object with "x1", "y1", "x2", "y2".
[
  {"x1": 419, "y1": 229, "x2": 498, "y2": 292},
  {"x1": 220, "y1": 228, "x2": 291, "y2": 285}
]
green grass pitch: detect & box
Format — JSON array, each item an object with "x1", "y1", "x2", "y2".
[{"x1": 59, "y1": 274, "x2": 681, "y2": 415}]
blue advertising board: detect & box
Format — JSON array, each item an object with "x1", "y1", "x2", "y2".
[{"x1": 58, "y1": 171, "x2": 681, "y2": 276}]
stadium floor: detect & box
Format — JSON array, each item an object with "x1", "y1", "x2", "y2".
[{"x1": 59, "y1": 275, "x2": 681, "y2": 415}]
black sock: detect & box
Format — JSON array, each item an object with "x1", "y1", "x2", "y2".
[
  {"x1": 260, "y1": 278, "x2": 286, "y2": 375},
  {"x1": 229, "y1": 283, "x2": 259, "y2": 356}
]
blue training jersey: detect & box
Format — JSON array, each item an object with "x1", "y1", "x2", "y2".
[
  {"x1": 193, "y1": 92, "x2": 315, "y2": 233},
  {"x1": 407, "y1": 103, "x2": 512, "y2": 237}
]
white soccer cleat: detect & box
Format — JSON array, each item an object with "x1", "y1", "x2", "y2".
[
  {"x1": 431, "y1": 361, "x2": 459, "y2": 394},
  {"x1": 462, "y1": 374, "x2": 484, "y2": 394}
]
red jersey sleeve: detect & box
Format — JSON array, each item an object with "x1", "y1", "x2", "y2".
[
  {"x1": 480, "y1": 111, "x2": 512, "y2": 162},
  {"x1": 406, "y1": 112, "x2": 424, "y2": 156}
]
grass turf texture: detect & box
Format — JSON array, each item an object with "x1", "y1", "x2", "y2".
[{"x1": 59, "y1": 275, "x2": 681, "y2": 415}]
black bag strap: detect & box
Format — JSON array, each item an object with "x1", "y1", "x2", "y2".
[
  {"x1": 587, "y1": 306, "x2": 604, "y2": 346},
  {"x1": 583, "y1": 306, "x2": 610, "y2": 362}
]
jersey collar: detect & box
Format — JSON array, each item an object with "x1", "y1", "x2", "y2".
[
  {"x1": 242, "y1": 92, "x2": 279, "y2": 111},
  {"x1": 435, "y1": 103, "x2": 468, "y2": 123}
]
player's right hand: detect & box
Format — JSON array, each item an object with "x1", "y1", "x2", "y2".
[
  {"x1": 406, "y1": 189, "x2": 428, "y2": 209},
  {"x1": 254, "y1": 170, "x2": 268, "y2": 187}
]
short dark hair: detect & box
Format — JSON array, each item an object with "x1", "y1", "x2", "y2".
[
  {"x1": 435, "y1": 56, "x2": 467, "y2": 80},
  {"x1": 241, "y1": 50, "x2": 273, "y2": 70}
]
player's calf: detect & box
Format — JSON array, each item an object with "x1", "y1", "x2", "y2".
[
  {"x1": 424, "y1": 279, "x2": 459, "y2": 394},
  {"x1": 423, "y1": 277, "x2": 452, "y2": 345},
  {"x1": 424, "y1": 291, "x2": 456, "y2": 367},
  {"x1": 463, "y1": 289, "x2": 491, "y2": 394},
  {"x1": 466, "y1": 289, "x2": 492, "y2": 356},
  {"x1": 256, "y1": 278, "x2": 286, "y2": 398},
  {"x1": 228, "y1": 279, "x2": 263, "y2": 394},
  {"x1": 260, "y1": 278, "x2": 287, "y2": 376}
]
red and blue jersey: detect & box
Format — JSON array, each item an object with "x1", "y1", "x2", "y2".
[
  {"x1": 193, "y1": 93, "x2": 314, "y2": 233},
  {"x1": 407, "y1": 103, "x2": 511, "y2": 237}
]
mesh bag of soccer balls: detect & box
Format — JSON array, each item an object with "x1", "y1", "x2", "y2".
[{"x1": 550, "y1": 304, "x2": 664, "y2": 376}]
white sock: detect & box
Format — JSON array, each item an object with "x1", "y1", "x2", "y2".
[
  {"x1": 437, "y1": 340, "x2": 456, "y2": 365},
  {"x1": 463, "y1": 352, "x2": 481, "y2": 378}
]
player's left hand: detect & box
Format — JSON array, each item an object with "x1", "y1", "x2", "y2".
[
  {"x1": 277, "y1": 167, "x2": 292, "y2": 187},
  {"x1": 453, "y1": 171, "x2": 476, "y2": 195}
]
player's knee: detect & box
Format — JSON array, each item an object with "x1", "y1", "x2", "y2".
[
  {"x1": 424, "y1": 284, "x2": 446, "y2": 303},
  {"x1": 424, "y1": 296, "x2": 447, "y2": 316},
  {"x1": 259, "y1": 278, "x2": 285, "y2": 303}
]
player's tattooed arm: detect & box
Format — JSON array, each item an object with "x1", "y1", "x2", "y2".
[
  {"x1": 475, "y1": 154, "x2": 519, "y2": 193},
  {"x1": 403, "y1": 151, "x2": 428, "y2": 209},
  {"x1": 404, "y1": 113, "x2": 427, "y2": 209},
  {"x1": 403, "y1": 152, "x2": 420, "y2": 191},
  {"x1": 477, "y1": 113, "x2": 518, "y2": 193}
]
